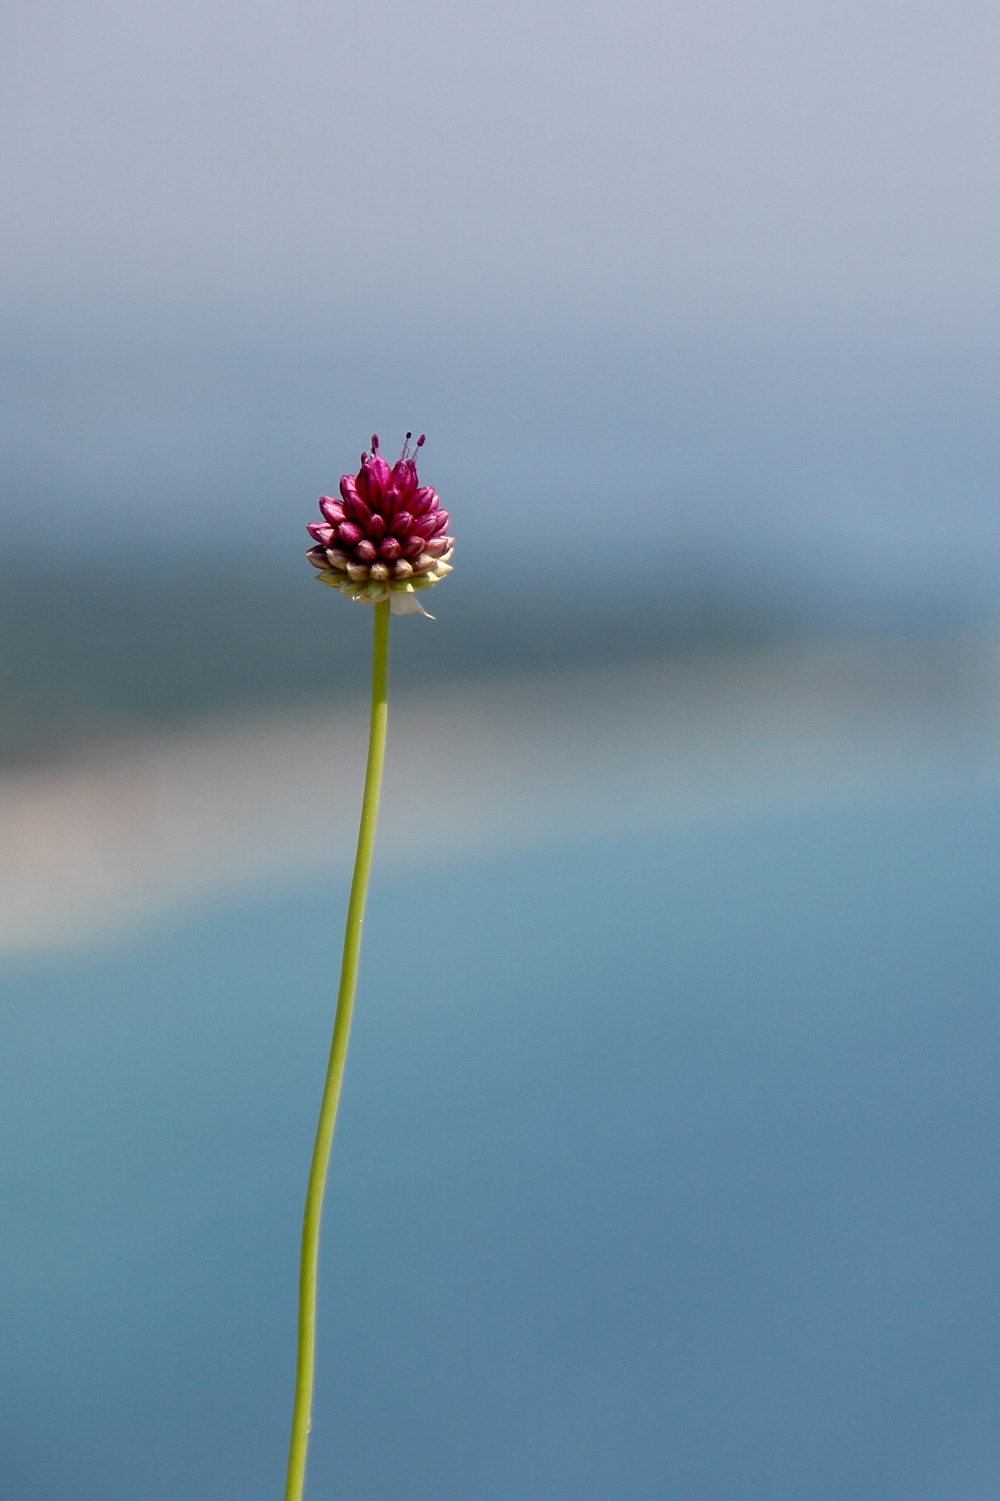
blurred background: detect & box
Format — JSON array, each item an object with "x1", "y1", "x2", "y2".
[{"x1": 3, "y1": 0, "x2": 1000, "y2": 1496}]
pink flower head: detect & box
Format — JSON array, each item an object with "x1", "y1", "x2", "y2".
[{"x1": 306, "y1": 434, "x2": 454, "y2": 616}]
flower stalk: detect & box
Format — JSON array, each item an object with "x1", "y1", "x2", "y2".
[{"x1": 283, "y1": 598, "x2": 392, "y2": 1501}]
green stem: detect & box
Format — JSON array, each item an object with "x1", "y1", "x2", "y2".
[{"x1": 284, "y1": 599, "x2": 391, "y2": 1501}]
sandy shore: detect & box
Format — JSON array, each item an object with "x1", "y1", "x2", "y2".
[{"x1": 3, "y1": 631, "x2": 1000, "y2": 954}]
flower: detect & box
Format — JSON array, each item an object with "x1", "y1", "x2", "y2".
[{"x1": 306, "y1": 434, "x2": 454, "y2": 617}]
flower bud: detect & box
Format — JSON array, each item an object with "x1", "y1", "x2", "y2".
[{"x1": 306, "y1": 434, "x2": 455, "y2": 615}]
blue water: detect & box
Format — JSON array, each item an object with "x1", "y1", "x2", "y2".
[{"x1": 2, "y1": 791, "x2": 1000, "y2": 1500}]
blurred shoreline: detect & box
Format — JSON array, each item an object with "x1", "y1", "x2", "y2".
[{"x1": 3, "y1": 628, "x2": 1000, "y2": 956}]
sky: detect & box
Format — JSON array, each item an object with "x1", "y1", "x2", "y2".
[{"x1": 3, "y1": 0, "x2": 999, "y2": 606}]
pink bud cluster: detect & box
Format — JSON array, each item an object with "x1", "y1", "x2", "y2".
[{"x1": 306, "y1": 434, "x2": 454, "y2": 616}]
